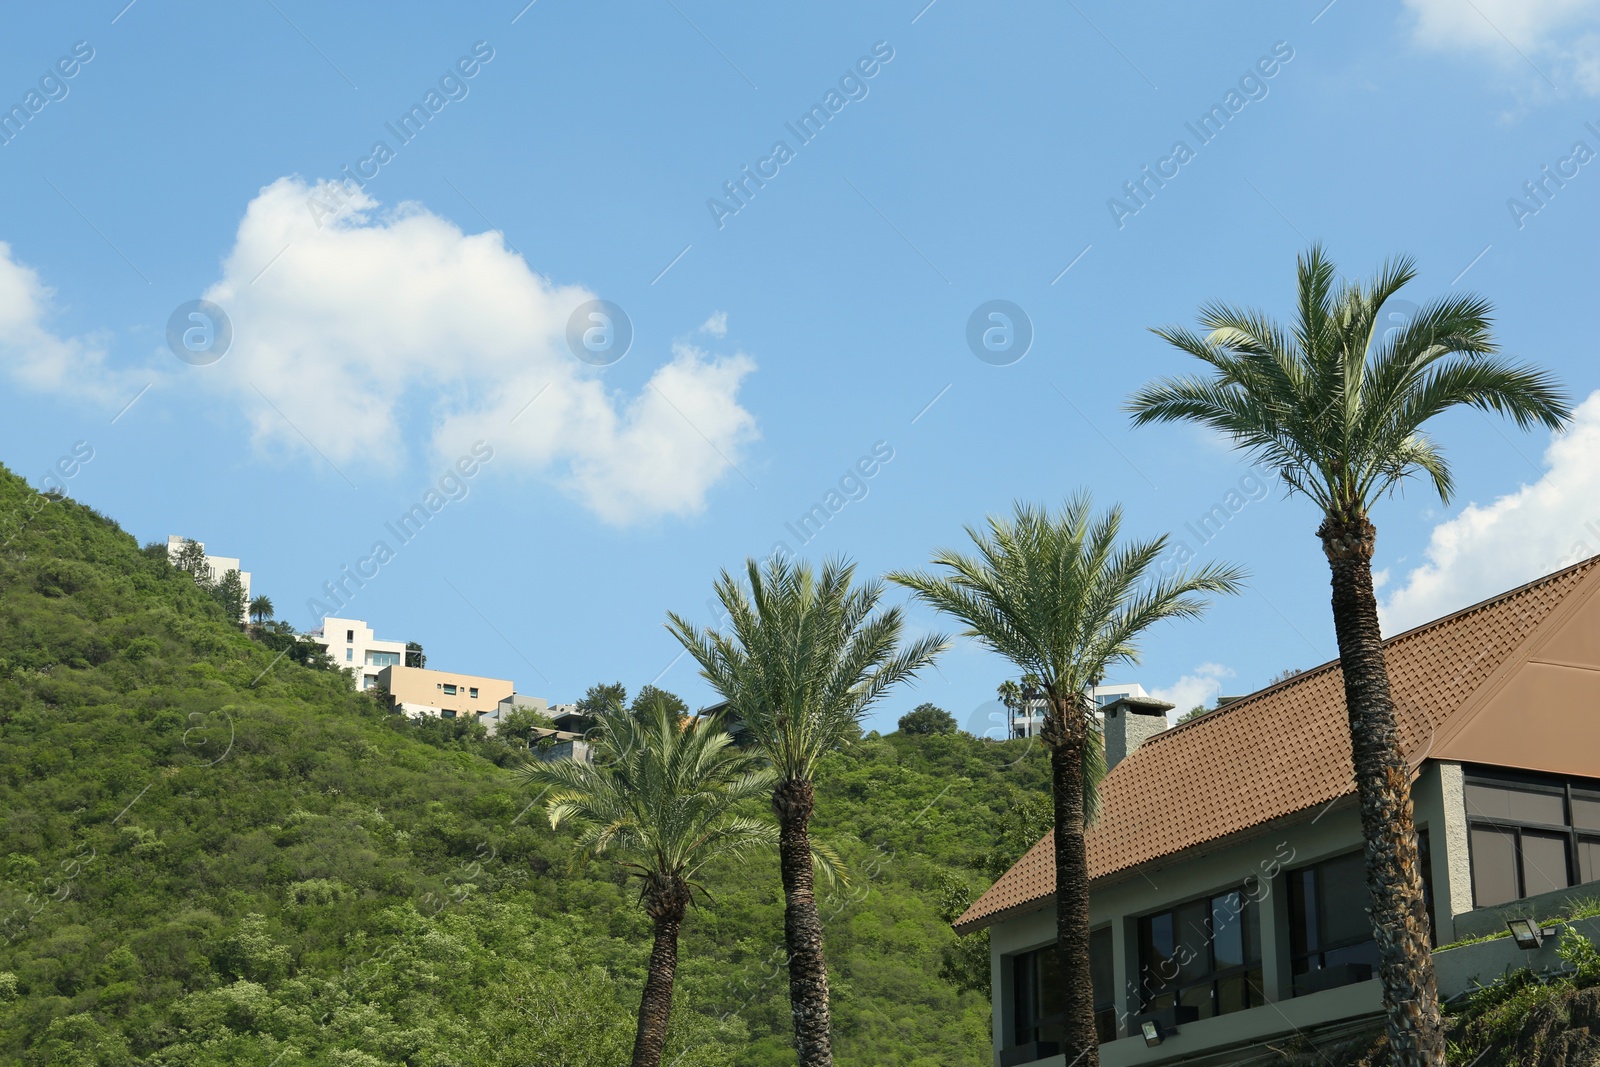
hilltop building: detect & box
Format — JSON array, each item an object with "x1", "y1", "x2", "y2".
[
  {"x1": 1009, "y1": 682, "x2": 1151, "y2": 740},
  {"x1": 164, "y1": 535, "x2": 252, "y2": 622},
  {"x1": 309, "y1": 616, "x2": 407, "y2": 692},
  {"x1": 377, "y1": 664, "x2": 514, "y2": 720},
  {"x1": 961, "y1": 558, "x2": 1600, "y2": 1067}
]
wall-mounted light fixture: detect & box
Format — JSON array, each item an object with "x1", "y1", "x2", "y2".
[{"x1": 1507, "y1": 917, "x2": 1558, "y2": 949}]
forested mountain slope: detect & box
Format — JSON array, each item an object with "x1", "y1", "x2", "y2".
[{"x1": 0, "y1": 465, "x2": 1046, "y2": 1066}]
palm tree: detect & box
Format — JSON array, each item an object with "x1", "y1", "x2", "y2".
[
  {"x1": 248, "y1": 595, "x2": 275, "y2": 626},
  {"x1": 890, "y1": 498, "x2": 1242, "y2": 1066},
  {"x1": 517, "y1": 698, "x2": 777, "y2": 1067},
  {"x1": 667, "y1": 557, "x2": 946, "y2": 1067},
  {"x1": 996, "y1": 679, "x2": 1022, "y2": 739},
  {"x1": 1126, "y1": 246, "x2": 1571, "y2": 1066}
]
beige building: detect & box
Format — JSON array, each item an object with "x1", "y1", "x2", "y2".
[
  {"x1": 964, "y1": 557, "x2": 1600, "y2": 1066},
  {"x1": 377, "y1": 664, "x2": 514, "y2": 720},
  {"x1": 310, "y1": 617, "x2": 407, "y2": 692}
]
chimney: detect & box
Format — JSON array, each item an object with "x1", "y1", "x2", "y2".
[{"x1": 1104, "y1": 695, "x2": 1175, "y2": 771}]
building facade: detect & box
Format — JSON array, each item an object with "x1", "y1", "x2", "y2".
[
  {"x1": 377, "y1": 664, "x2": 514, "y2": 720},
  {"x1": 165, "y1": 535, "x2": 252, "y2": 622},
  {"x1": 310, "y1": 617, "x2": 407, "y2": 692},
  {"x1": 963, "y1": 558, "x2": 1600, "y2": 1066},
  {"x1": 1009, "y1": 683, "x2": 1151, "y2": 740}
]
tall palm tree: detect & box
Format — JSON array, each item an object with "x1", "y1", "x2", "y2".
[
  {"x1": 667, "y1": 557, "x2": 946, "y2": 1067},
  {"x1": 248, "y1": 595, "x2": 275, "y2": 626},
  {"x1": 996, "y1": 679, "x2": 1022, "y2": 739},
  {"x1": 1126, "y1": 246, "x2": 1571, "y2": 1067},
  {"x1": 517, "y1": 699, "x2": 777, "y2": 1067},
  {"x1": 890, "y1": 498, "x2": 1242, "y2": 1066}
]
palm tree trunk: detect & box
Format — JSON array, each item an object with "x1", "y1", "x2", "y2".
[
  {"x1": 1047, "y1": 696, "x2": 1101, "y2": 1067},
  {"x1": 631, "y1": 900, "x2": 684, "y2": 1067},
  {"x1": 773, "y1": 777, "x2": 833, "y2": 1067},
  {"x1": 1321, "y1": 516, "x2": 1445, "y2": 1067}
]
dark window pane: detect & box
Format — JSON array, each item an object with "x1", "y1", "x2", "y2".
[
  {"x1": 1089, "y1": 927, "x2": 1113, "y2": 1010},
  {"x1": 1174, "y1": 900, "x2": 1210, "y2": 984},
  {"x1": 1471, "y1": 826, "x2": 1519, "y2": 906},
  {"x1": 1580, "y1": 838, "x2": 1600, "y2": 884},
  {"x1": 1144, "y1": 991, "x2": 1175, "y2": 1016},
  {"x1": 1324, "y1": 941, "x2": 1381, "y2": 972},
  {"x1": 1521, "y1": 831, "x2": 1572, "y2": 896},
  {"x1": 1242, "y1": 893, "x2": 1262, "y2": 964},
  {"x1": 1246, "y1": 968, "x2": 1266, "y2": 1005},
  {"x1": 1216, "y1": 974, "x2": 1248, "y2": 1015},
  {"x1": 1466, "y1": 782, "x2": 1515, "y2": 820},
  {"x1": 1139, "y1": 914, "x2": 1175, "y2": 993},
  {"x1": 1510, "y1": 788, "x2": 1567, "y2": 826},
  {"x1": 1094, "y1": 1008, "x2": 1117, "y2": 1045},
  {"x1": 1574, "y1": 796, "x2": 1600, "y2": 832},
  {"x1": 1178, "y1": 982, "x2": 1213, "y2": 1021},
  {"x1": 1212, "y1": 893, "x2": 1244, "y2": 969},
  {"x1": 1288, "y1": 869, "x2": 1315, "y2": 958},
  {"x1": 1321, "y1": 853, "x2": 1373, "y2": 947}
]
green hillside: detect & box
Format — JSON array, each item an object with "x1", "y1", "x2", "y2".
[{"x1": 0, "y1": 464, "x2": 1046, "y2": 1066}]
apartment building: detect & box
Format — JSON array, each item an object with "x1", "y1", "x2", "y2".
[
  {"x1": 377, "y1": 664, "x2": 514, "y2": 720},
  {"x1": 309, "y1": 617, "x2": 407, "y2": 692},
  {"x1": 1009, "y1": 683, "x2": 1151, "y2": 740},
  {"x1": 963, "y1": 558, "x2": 1600, "y2": 1066}
]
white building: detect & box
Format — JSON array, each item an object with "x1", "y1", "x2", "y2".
[
  {"x1": 310, "y1": 617, "x2": 407, "y2": 692},
  {"x1": 165, "y1": 535, "x2": 252, "y2": 622},
  {"x1": 1009, "y1": 682, "x2": 1150, "y2": 739}
]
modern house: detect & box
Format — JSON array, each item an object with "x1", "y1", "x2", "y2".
[
  {"x1": 377, "y1": 664, "x2": 514, "y2": 721},
  {"x1": 1010, "y1": 683, "x2": 1152, "y2": 740},
  {"x1": 165, "y1": 535, "x2": 252, "y2": 622},
  {"x1": 481, "y1": 692, "x2": 550, "y2": 736},
  {"x1": 309, "y1": 616, "x2": 407, "y2": 692},
  {"x1": 959, "y1": 558, "x2": 1600, "y2": 1066}
]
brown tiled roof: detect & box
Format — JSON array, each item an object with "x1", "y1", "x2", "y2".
[{"x1": 954, "y1": 557, "x2": 1600, "y2": 933}]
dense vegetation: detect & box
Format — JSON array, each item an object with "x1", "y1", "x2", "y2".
[{"x1": 0, "y1": 464, "x2": 1047, "y2": 1065}]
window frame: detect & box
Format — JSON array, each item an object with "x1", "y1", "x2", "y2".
[
  {"x1": 1009, "y1": 927, "x2": 1117, "y2": 1049},
  {"x1": 1463, "y1": 767, "x2": 1600, "y2": 907},
  {"x1": 1135, "y1": 882, "x2": 1265, "y2": 1020}
]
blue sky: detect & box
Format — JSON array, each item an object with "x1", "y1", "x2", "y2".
[{"x1": 3, "y1": 0, "x2": 1599, "y2": 734}]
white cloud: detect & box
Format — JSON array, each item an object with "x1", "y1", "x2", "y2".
[
  {"x1": 1152, "y1": 662, "x2": 1235, "y2": 720},
  {"x1": 203, "y1": 177, "x2": 758, "y2": 524},
  {"x1": 1380, "y1": 390, "x2": 1600, "y2": 633},
  {"x1": 1402, "y1": 0, "x2": 1600, "y2": 95},
  {"x1": 0, "y1": 242, "x2": 144, "y2": 405},
  {"x1": 700, "y1": 310, "x2": 728, "y2": 338}
]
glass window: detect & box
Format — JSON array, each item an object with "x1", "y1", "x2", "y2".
[
  {"x1": 365, "y1": 651, "x2": 400, "y2": 667},
  {"x1": 1521, "y1": 831, "x2": 1573, "y2": 896},
  {"x1": 442, "y1": 710, "x2": 456, "y2": 719},
  {"x1": 469, "y1": 687, "x2": 479, "y2": 699},
  {"x1": 345, "y1": 648, "x2": 353, "y2": 662},
  {"x1": 1573, "y1": 795, "x2": 1600, "y2": 832},
  {"x1": 1288, "y1": 850, "x2": 1380, "y2": 994},
  {"x1": 443, "y1": 684, "x2": 457, "y2": 696},
  {"x1": 1137, "y1": 887, "x2": 1263, "y2": 1019},
  {"x1": 1011, "y1": 930, "x2": 1116, "y2": 1051},
  {"x1": 1470, "y1": 827, "x2": 1519, "y2": 907},
  {"x1": 346, "y1": 629, "x2": 354, "y2": 642},
  {"x1": 1464, "y1": 770, "x2": 1600, "y2": 907}
]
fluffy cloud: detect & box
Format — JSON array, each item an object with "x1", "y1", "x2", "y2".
[
  {"x1": 700, "y1": 311, "x2": 728, "y2": 338},
  {"x1": 1379, "y1": 390, "x2": 1600, "y2": 633},
  {"x1": 1402, "y1": 0, "x2": 1600, "y2": 94},
  {"x1": 203, "y1": 178, "x2": 757, "y2": 524},
  {"x1": 1152, "y1": 662, "x2": 1235, "y2": 719},
  {"x1": 0, "y1": 242, "x2": 143, "y2": 405}
]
